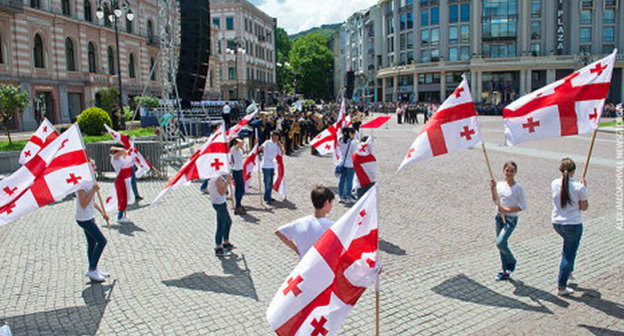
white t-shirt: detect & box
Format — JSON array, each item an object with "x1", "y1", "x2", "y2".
[
  {"x1": 75, "y1": 186, "x2": 95, "y2": 221},
  {"x1": 231, "y1": 147, "x2": 244, "y2": 171},
  {"x1": 223, "y1": 104, "x2": 231, "y2": 115},
  {"x1": 261, "y1": 140, "x2": 281, "y2": 169},
  {"x1": 551, "y1": 178, "x2": 588, "y2": 225},
  {"x1": 338, "y1": 138, "x2": 357, "y2": 168},
  {"x1": 111, "y1": 154, "x2": 132, "y2": 174},
  {"x1": 277, "y1": 215, "x2": 334, "y2": 259},
  {"x1": 494, "y1": 181, "x2": 526, "y2": 217},
  {"x1": 208, "y1": 175, "x2": 227, "y2": 205}
]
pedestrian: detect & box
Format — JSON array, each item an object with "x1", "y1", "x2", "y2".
[
  {"x1": 222, "y1": 102, "x2": 231, "y2": 129},
  {"x1": 200, "y1": 122, "x2": 221, "y2": 193},
  {"x1": 76, "y1": 159, "x2": 110, "y2": 282},
  {"x1": 337, "y1": 127, "x2": 357, "y2": 203},
  {"x1": 551, "y1": 158, "x2": 588, "y2": 296},
  {"x1": 230, "y1": 137, "x2": 246, "y2": 215},
  {"x1": 208, "y1": 172, "x2": 234, "y2": 257},
  {"x1": 110, "y1": 146, "x2": 132, "y2": 223},
  {"x1": 259, "y1": 131, "x2": 282, "y2": 204},
  {"x1": 489, "y1": 161, "x2": 526, "y2": 281},
  {"x1": 275, "y1": 185, "x2": 335, "y2": 259},
  {"x1": 396, "y1": 104, "x2": 403, "y2": 124}
]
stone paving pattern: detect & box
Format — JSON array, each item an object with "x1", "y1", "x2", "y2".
[{"x1": 0, "y1": 115, "x2": 621, "y2": 335}]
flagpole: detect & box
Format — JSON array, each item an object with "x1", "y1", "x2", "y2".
[
  {"x1": 581, "y1": 129, "x2": 598, "y2": 180},
  {"x1": 256, "y1": 129, "x2": 263, "y2": 207},
  {"x1": 375, "y1": 186, "x2": 381, "y2": 336},
  {"x1": 223, "y1": 122, "x2": 236, "y2": 211},
  {"x1": 481, "y1": 143, "x2": 506, "y2": 224},
  {"x1": 77, "y1": 124, "x2": 111, "y2": 229}
]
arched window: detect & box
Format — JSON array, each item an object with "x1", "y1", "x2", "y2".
[
  {"x1": 88, "y1": 42, "x2": 97, "y2": 73},
  {"x1": 150, "y1": 57, "x2": 157, "y2": 80},
  {"x1": 128, "y1": 53, "x2": 135, "y2": 78},
  {"x1": 107, "y1": 46, "x2": 115, "y2": 75},
  {"x1": 126, "y1": 17, "x2": 132, "y2": 34},
  {"x1": 147, "y1": 20, "x2": 154, "y2": 43},
  {"x1": 104, "y1": 4, "x2": 112, "y2": 27},
  {"x1": 84, "y1": 0, "x2": 92, "y2": 22},
  {"x1": 33, "y1": 33, "x2": 44, "y2": 68},
  {"x1": 65, "y1": 38, "x2": 75, "y2": 71},
  {"x1": 30, "y1": 0, "x2": 40, "y2": 9},
  {"x1": 61, "y1": 0, "x2": 71, "y2": 15}
]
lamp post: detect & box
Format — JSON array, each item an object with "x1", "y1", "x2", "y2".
[
  {"x1": 226, "y1": 40, "x2": 246, "y2": 101},
  {"x1": 96, "y1": 0, "x2": 134, "y2": 111},
  {"x1": 394, "y1": 64, "x2": 406, "y2": 102}
]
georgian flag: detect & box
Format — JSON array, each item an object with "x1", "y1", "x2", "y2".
[
  {"x1": 19, "y1": 118, "x2": 59, "y2": 165},
  {"x1": 0, "y1": 125, "x2": 95, "y2": 227},
  {"x1": 352, "y1": 136, "x2": 376, "y2": 189},
  {"x1": 226, "y1": 107, "x2": 258, "y2": 140},
  {"x1": 310, "y1": 99, "x2": 346, "y2": 164},
  {"x1": 151, "y1": 125, "x2": 230, "y2": 205},
  {"x1": 104, "y1": 151, "x2": 134, "y2": 213},
  {"x1": 398, "y1": 77, "x2": 483, "y2": 171},
  {"x1": 267, "y1": 186, "x2": 380, "y2": 336},
  {"x1": 243, "y1": 142, "x2": 260, "y2": 192},
  {"x1": 272, "y1": 148, "x2": 286, "y2": 197},
  {"x1": 104, "y1": 124, "x2": 153, "y2": 178},
  {"x1": 503, "y1": 50, "x2": 616, "y2": 146}
]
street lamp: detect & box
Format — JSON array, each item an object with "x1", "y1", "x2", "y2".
[
  {"x1": 96, "y1": 0, "x2": 134, "y2": 114},
  {"x1": 226, "y1": 40, "x2": 246, "y2": 101},
  {"x1": 394, "y1": 64, "x2": 406, "y2": 102}
]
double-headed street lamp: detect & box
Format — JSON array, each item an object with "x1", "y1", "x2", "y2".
[
  {"x1": 226, "y1": 40, "x2": 246, "y2": 101},
  {"x1": 96, "y1": 0, "x2": 134, "y2": 111}
]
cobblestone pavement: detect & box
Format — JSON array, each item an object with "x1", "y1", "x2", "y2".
[{"x1": 0, "y1": 115, "x2": 621, "y2": 335}]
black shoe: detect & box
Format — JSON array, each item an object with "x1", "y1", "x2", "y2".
[
  {"x1": 215, "y1": 248, "x2": 231, "y2": 257},
  {"x1": 223, "y1": 243, "x2": 235, "y2": 250},
  {"x1": 135, "y1": 196, "x2": 143, "y2": 202}
]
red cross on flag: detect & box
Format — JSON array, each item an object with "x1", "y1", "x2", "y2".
[
  {"x1": 226, "y1": 105, "x2": 258, "y2": 140},
  {"x1": 352, "y1": 136, "x2": 376, "y2": 189},
  {"x1": 503, "y1": 49, "x2": 617, "y2": 146},
  {"x1": 104, "y1": 151, "x2": 134, "y2": 213},
  {"x1": 272, "y1": 148, "x2": 286, "y2": 197},
  {"x1": 266, "y1": 186, "x2": 380, "y2": 336},
  {"x1": 398, "y1": 77, "x2": 483, "y2": 171},
  {"x1": 0, "y1": 125, "x2": 94, "y2": 227},
  {"x1": 19, "y1": 118, "x2": 59, "y2": 165},
  {"x1": 104, "y1": 124, "x2": 153, "y2": 178},
  {"x1": 151, "y1": 125, "x2": 230, "y2": 205},
  {"x1": 310, "y1": 99, "x2": 347, "y2": 164},
  {"x1": 242, "y1": 142, "x2": 260, "y2": 192}
]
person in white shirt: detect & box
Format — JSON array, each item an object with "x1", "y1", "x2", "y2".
[
  {"x1": 275, "y1": 186, "x2": 335, "y2": 259},
  {"x1": 110, "y1": 146, "x2": 133, "y2": 223},
  {"x1": 76, "y1": 159, "x2": 110, "y2": 282},
  {"x1": 208, "y1": 173, "x2": 234, "y2": 257},
  {"x1": 489, "y1": 161, "x2": 526, "y2": 281},
  {"x1": 222, "y1": 102, "x2": 231, "y2": 129},
  {"x1": 230, "y1": 137, "x2": 246, "y2": 215},
  {"x1": 259, "y1": 131, "x2": 282, "y2": 204},
  {"x1": 337, "y1": 127, "x2": 358, "y2": 203},
  {"x1": 551, "y1": 158, "x2": 588, "y2": 296}
]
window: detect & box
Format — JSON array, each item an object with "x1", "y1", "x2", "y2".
[
  {"x1": 482, "y1": 43, "x2": 516, "y2": 58},
  {"x1": 213, "y1": 18, "x2": 220, "y2": 29},
  {"x1": 431, "y1": 49, "x2": 439, "y2": 62},
  {"x1": 603, "y1": 45, "x2": 615, "y2": 54},
  {"x1": 580, "y1": 10, "x2": 592, "y2": 25},
  {"x1": 150, "y1": 57, "x2": 157, "y2": 80},
  {"x1": 603, "y1": 27, "x2": 614, "y2": 43},
  {"x1": 530, "y1": 43, "x2": 540, "y2": 56},
  {"x1": 407, "y1": 51, "x2": 414, "y2": 63},
  {"x1": 530, "y1": 0, "x2": 540, "y2": 18},
  {"x1": 219, "y1": 69, "x2": 222, "y2": 81},
  {"x1": 226, "y1": 17, "x2": 234, "y2": 30},
  {"x1": 580, "y1": 28, "x2": 591, "y2": 43},
  {"x1": 460, "y1": 46, "x2": 470, "y2": 60},
  {"x1": 400, "y1": 34, "x2": 406, "y2": 50},
  {"x1": 431, "y1": 28, "x2": 439, "y2": 46},
  {"x1": 604, "y1": 9, "x2": 615, "y2": 24},
  {"x1": 531, "y1": 21, "x2": 540, "y2": 40},
  {"x1": 65, "y1": 38, "x2": 76, "y2": 71},
  {"x1": 84, "y1": 1, "x2": 92, "y2": 22},
  {"x1": 421, "y1": 49, "x2": 430, "y2": 63},
  {"x1": 431, "y1": 7, "x2": 439, "y2": 25},
  {"x1": 147, "y1": 20, "x2": 154, "y2": 42},
  {"x1": 449, "y1": 5, "x2": 458, "y2": 23},
  {"x1": 406, "y1": 32, "x2": 413, "y2": 49},
  {"x1": 33, "y1": 34, "x2": 44, "y2": 68},
  {"x1": 449, "y1": 47, "x2": 458, "y2": 61},
  {"x1": 420, "y1": 29, "x2": 429, "y2": 46},
  {"x1": 129, "y1": 53, "x2": 135, "y2": 78},
  {"x1": 407, "y1": 13, "x2": 413, "y2": 29},
  {"x1": 88, "y1": 42, "x2": 97, "y2": 73},
  {"x1": 126, "y1": 17, "x2": 132, "y2": 34},
  {"x1": 421, "y1": 9, "x2": 429, "y2": 26},
  {"x1": 449, "y1": 26, "x2": 458, "y2": 44},
  {"x1": 581, "y1": 0, "x2": 592, "y2": 8},
  {"x1": 400, "y1": 14, "x2": 406, "y2": 30},
  {"x1": 62, "y1": 0, "x2": 70, "y2": 15},
  {"x1": 482, "y1": 0, "x2": 517, "y2": 39},
  {"x1": 228, "y1": 67, "x2": 235, "y2": 80},
  {"x1": 107, "y1": 46, "x2": 115, "y2": 75},
  {"x1": 460, "y1": 25, "x2": 469, "y2": 43},
  {"x1": 460, "y1": 4, "x2": 469, "y2": 22},
  {"x1": 104, "y1": 5, "x2": 112, "y2": 27},
  {"x1": 0, "y1": 34, "x2": 3, "y2": 64},
  {"x1": 30, "y1": 0, "x2": 40, "y2": 9},
  {"x1": 387, "y1": 18, "x2": 394, "y2": 34}
]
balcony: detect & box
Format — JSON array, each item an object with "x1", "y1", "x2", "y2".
[
  {"x1": 0, "y1": 0, "x2": 22, "y2": 13},
  {"x1": 88, "y1": 73, "x2": 113, "y2": 86}
]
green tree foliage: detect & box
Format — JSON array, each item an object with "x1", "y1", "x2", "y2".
[
  {"x1": 98, "y1": 87, "x2": 119, "y2": 114},
  {"x1": 289, "y1": 33, "x2": 334, "y2": 99},
  {"x1": 276, "y1": 27, "x2": 294, "y2": 94},
  {"x1": 133, "y1": 95, "x2": 160, "y2": 109},
  {"x1": 77, "y1": 107, "x2": 112, "y2": 136},
  {"x1": 0, "y1": 84, "x2": 31, "y2": 143},
  {"x1": 276, "y1": 27, "x2": 291, "y2": 57}
]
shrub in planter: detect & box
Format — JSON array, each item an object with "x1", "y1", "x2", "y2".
[{"x1": 77, "y1": 107, "x2": 112, "y2": 135}]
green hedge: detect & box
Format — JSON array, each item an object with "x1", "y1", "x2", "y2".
[{"x1": 77, "y1": 107, "x2": 112, "y2": 136}]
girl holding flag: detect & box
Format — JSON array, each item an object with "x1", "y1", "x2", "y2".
[
  {"x1": 337, "y1": 127, "x2": 357, "y2": 204},
  {"x1": 230, "y1": 137, "x2": 246, "y2": 215}
]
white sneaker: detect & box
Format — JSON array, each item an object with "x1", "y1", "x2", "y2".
[
  {"x1": 557, "y1": 287, "x2": 574, "y2": 296},
  {"x1": 97, "y1": 270, "x2": 110, "y2": 278},
  {"x1": 117, "y1": 217, "x2": 130, "y2": 224},
  {"x1": 85, "y1": 270, "x2": 106, "y2": 282}
]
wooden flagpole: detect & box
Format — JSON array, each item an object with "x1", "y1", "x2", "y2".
[
  {"x1": 256, "y1": 129, "x2": 263, "y2": 206},
  {"x1": 581, "y1": 129, "x2": 598, "y2": 179},
  {"x1": 481, "y1": 143, "x2": 506, "y2": 224},
  {"x1": 223, "y1": 122, "x2": 236, "y2": 210},
  {"x1": 375, "y1": 185, "x2": 381, "y2": 336}
]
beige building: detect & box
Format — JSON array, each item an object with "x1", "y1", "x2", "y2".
[
  {"x1": 209, "y1": 0, "x2": 277, "y2": 103},
  {"x1": 0, "y1": 0, "x2": 171, "y2": 130}
]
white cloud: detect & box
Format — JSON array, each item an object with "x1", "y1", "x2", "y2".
[{"x1": 254, "y1": 0, "x2": 378, "y2": 35}]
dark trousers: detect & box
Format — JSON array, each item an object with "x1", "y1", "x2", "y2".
[
  {"x1": 213, "y1": 203, "x2": 232, "y2": 246},
  {"x1": 131, "y1": 166, "x2": 139, "y2": 199},
  {"x1": 77, "y1": 219, "x2": 107, "y2": 271},
  {"x1": 262, "y1": 168, "x2": 274, "y2": 202},
  {"x1": 232, "y1": 169, "x2": 244, "y2": 208},
  {"x1": 553, "y1": 223, "x2": 583, "y2": 287}
]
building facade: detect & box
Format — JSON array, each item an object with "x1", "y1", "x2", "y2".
[
  {"x1": 209, "y1": 0, "x2": 277, "y2": 103},
  {"x1": 338, "y1": 0, "x2": 624, "y2": 105},
  {"x1": 0, "y1": 0, "x2": 170, "y2": 131}
]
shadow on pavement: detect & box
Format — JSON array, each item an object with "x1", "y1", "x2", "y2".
[
  {"x1": 128, "y1": 203, "x2": 151, "y2": 211},
  {"x1": 1, "y1": 281, "x2": 114, "y2": 336},
  {"x1": 431, "y1": 274, "x2": 552, "y2": 314},
  {"x1": 271, "y1": 199, "x2": 297, "y2": 210},
  {"x1": 162, "y1": 253, "x2": 258, "y2": 301},
  {"x1": 509, "y1": 278, "x2": 569, "y2": 308},
  {"x1": 569, "y1": 284, "x2": 624, "y2": 320},
  {"x1": 108, "y1": 222, "x2": 146, "y2": 236},
  {"x1": 379, "y1": 239, "x2": 407, "y2": 256},
  {"x1": 579, "y1": 324, "x2": 624, "y2": 336}
]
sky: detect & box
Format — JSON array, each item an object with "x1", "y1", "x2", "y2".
[{"x1": 249, "y1": 0, "x2": 378, "y2": 35}]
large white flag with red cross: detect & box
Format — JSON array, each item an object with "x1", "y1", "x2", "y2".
[
  {"x1": 353, "y1": 136, "x2": 376, "y2": 189},
  {"x1": 19, "y1": 118, "x2": 59, "y2": 165},
  {"x1": 104, "y1": 124, "x2": 153, "y2": 178},
  {"x1": 151, "y1": 125, "x2": 230, "y2": 205},
  {"x1": 266, "y1": 186, "x2": 380, "y2": 336},
  {"x1": 104, "y1": 152, "x2": 134, "y2": 213},
  {"x1": 243, "y1": 142, "x2": 260, "y2": 192},
  {"x1": 226, "y1": 105, "x2": 258, "y2": 140},
  {"x1": 503, "y1": 50, "x2": 617, "y2": 146},
  {"x1": 311, "y1": 99, "x2": 347, "y2": 164},
  {"x1": 0, "y1": 125, "x2": 95, "y2": 227},
  {"x1": 272, "y1": 149, "x2": 286, "y2": 197},
  {"x1": 398, "y1": 77, "x2": 483, "y2": 171}
]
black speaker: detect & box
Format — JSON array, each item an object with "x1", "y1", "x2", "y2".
[
  {"x1": 176, "y1": 0, "x2": 211, "y2": 105},
  {"x1": 345, "y1": 70, "x2": 354, "y2": 99}
]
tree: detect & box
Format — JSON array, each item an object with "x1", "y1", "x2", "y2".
[
  {"x1": 0, "y1": 84, "x2": 31, "y2": 144},
  {"x1": 276, "y1": 27, "x2": 294, "y2": 95},
  {"x1": 275, "y1": 27, "x2": 291, "y2": 57},
  {"x1": 98, "y1": 87, "x2": 119, "y2": 114},
  {"x1": 289, "y1": 33, "x2": 334, "y2": 99}
]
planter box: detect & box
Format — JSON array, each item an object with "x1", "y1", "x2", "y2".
[
  {"x1": 0, "y1": 150, "x2": 21, "y2": 175},
  {"x1": 86, "y1": 141, "x2": 164, "y2": 179}
]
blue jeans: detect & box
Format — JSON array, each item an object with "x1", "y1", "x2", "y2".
[
  {"x1": 338, "y1": 167, "x2": 355, "y2": 199},
  {"x1": 131, "y1": 166, "x2": 139, "y2": 199},
  {"x1": 200, "y1": 179, "x2": 208, "y2": 191},
  {"x1": 213, "y1": 203, "x2": 232, "y2": 246},
  {"x1": 553, "y1": 223, "x2": 583, "y2": 287},
  {"x1": 495, "y1": 214, "x2": 518, "y2": 273},
  {"x1": 232, "y1": 169, "x2": 244, "y2": 208},
  {"x1": 76, "y1": 219, "x2": 107, "y2": 271},
  {"x1": 262, "y1": 168, "x2": 274, "y2": 202}
]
